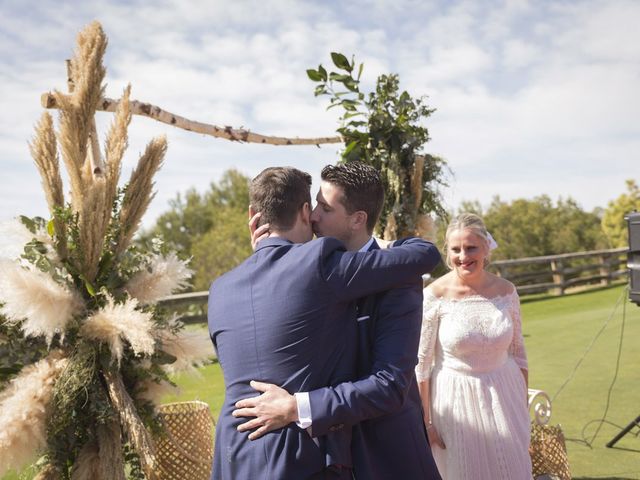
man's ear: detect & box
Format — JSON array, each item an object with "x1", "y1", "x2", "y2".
[
  {"x1": 350, "y1": 211, "x2": 368, "y2": 231},
  {"x1": 249, "y1": 204, "x2": 256, "y2": 219},
  {"x1": 300, "y1": 202, "x2": 311, "y2": 224}
]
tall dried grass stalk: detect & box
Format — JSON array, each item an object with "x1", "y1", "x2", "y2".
[
  {"x1": 53, "y1": 92, "x2": 84, "y2": 211},
  {"x1": 29, "y1": 112, "x2": 67, "y2": 258},
  {"x1": 0, "y1": 259, "x2": 84, "y2": 344},
  {"x1": 0, "y1": 352, "x2": 68, "y2": 476},
  {"x1": 70, "y1": 21, "x2": 107, "y2": 173},
  {"x1": 114, "y1": 136, "x2": 167, "y2": 257},
  {"x1": 53, "y1": 21, "x2": 106, "y2": 212},
  {"x1": 104, "y1": 85, "x2": 132, "y2": 204},
  {"x1": 103, "y1": 369, "x2": 159, "y2": 480},
  {"x1": 78, "y1": 178, "x2": 108, "y2": 281}
]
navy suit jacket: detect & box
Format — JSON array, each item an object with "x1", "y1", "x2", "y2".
[
  {"x1": 208, "y1": 236, "x2": 440, "y2": 480},
  {"x1": 308, "y1": 240, "x2": 441, "y2": 479}
]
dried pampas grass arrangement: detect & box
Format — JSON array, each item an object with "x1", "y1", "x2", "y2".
[{"x1": 0, "y1": 20, "x2": 210, "y2": 479}]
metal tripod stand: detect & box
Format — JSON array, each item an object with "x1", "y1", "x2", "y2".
[{"x1": 606, "y1": 414, "x2": 640, "y2": 448}]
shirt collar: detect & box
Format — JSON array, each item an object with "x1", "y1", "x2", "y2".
[
  {"x1": 358, "y1": 237, "x2": 375, "y2": 252},
  {"x1": 254, "y1": 237, "x2": 293, "y2": 252}
]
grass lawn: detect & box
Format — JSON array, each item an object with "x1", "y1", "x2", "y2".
[
  {"x1": 3, "y1": 284, "x2": 639, "y2": 479},
  {"x1": 523, "y1": 284, "x2": 640, "y2": 479}
]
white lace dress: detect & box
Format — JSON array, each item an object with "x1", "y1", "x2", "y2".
[{"x1": 416, "y1": 287, "x2": 532, "y2": 480}]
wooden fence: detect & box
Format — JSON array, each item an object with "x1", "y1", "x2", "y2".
[
  {"x1": 158, "y1": 248, "x2": 629, "y2": 322},
  {"x1": 489, "y1": 247, "x2": 627, "y2": 295}
]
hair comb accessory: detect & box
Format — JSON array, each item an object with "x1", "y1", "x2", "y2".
[{"x1": 486, "y1": 232, "x2": 498, "y2": 251}]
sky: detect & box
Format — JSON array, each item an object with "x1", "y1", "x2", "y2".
[{"x1": 1, "y1": 0, "x2": 639, "y2": 228}]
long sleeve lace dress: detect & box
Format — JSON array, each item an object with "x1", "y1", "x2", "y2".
[{"x1": 416, "y1": 287, "x2": 532, "y2": 479}]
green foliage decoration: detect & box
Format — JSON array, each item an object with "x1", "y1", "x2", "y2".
[{"x1": 307, "y1": 53, "x2": 450, "y2": 238}]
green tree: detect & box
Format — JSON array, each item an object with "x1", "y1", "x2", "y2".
[
  {"x1": 602, "y1": 179, "x2": 640, "y2": 248},
  {"x1": 143, "y1": 169, "x2": 252, "y2": 289},
  {"x1": 190, "y1": 211, "x2": 252, "y2": 290},
  {"x1": 307, "y1": 53, "x2": 450, "y2": 238},
  {"x1": 462, "y1": 195, "x2": 608, "y2": 260}
]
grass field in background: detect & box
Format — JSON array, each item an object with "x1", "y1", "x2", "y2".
[
  {"x1": 3, "y1": 284, "x2": 639, "y2": 479},
  {"x1": 523, "y1": 284, "x2": 640, "y2": 479}
]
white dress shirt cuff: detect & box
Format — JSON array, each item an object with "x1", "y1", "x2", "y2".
[{"x1": 294, "y1": 392, "x2": 313, "y2": 429}]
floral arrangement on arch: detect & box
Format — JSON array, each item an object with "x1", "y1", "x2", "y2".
[{"x1": 0, "y1": 22, "x2": 212, "y2": 480}]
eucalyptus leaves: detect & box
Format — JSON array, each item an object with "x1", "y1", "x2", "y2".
[{"x1": 308, "y1": 52, "x2": 450, "y2": 238}]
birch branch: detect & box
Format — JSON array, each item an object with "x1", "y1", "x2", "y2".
[{"x1": 42, "y1": 92, "x2": 343, "y2": 147}]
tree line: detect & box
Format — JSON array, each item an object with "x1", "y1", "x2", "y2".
[{"x1": 141, "y1": 174, "x2": 639, "y2": 290}]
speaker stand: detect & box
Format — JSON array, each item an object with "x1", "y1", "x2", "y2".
[{"x1": 606, "y1": 414, "x2": 640, "y2": 448}]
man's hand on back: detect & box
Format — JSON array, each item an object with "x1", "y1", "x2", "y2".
[{"x1": 232, "y1": 380, "x2": 298, "y2": 440}]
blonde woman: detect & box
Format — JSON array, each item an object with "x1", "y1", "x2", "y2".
[{"x1": 416, "y1": 213, "x2": 532, "y2": 479}]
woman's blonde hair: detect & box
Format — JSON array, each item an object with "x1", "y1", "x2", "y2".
[{"x1": 444, "y1": 212, "x2": 492, "y2": 269}]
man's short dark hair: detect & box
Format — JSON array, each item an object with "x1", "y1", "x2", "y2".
[
  {"x1": 321, "y1": 162, "x2": 384, "y2": 234},
  {"x1": 250, "y1": 167, "x2": 312, "y2": 231}
]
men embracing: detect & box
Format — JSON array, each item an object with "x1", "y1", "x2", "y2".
[{"x1": 208, "y1": 163, "x2": 441, "y2": 479}]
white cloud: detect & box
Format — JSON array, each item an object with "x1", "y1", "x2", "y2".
[{"x1": 1, "y1": 0, "x2": 639, "y2": 233}]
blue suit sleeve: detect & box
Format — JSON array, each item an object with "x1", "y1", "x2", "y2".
[
  {"x1": 307, "y1": 283, "x2": 424, "y2": 437},
  {"x1": 321, "y1": 237, "x2": 440, "y2": 301}
]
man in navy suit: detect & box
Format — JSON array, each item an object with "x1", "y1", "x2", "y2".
[
  {"x1": 208, "y1": 166, "x2": 441, "y2": 479},
  {"x1": 233, "y1": 163, "x2": 441, "y2": 479}
]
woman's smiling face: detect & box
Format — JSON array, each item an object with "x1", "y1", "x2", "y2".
[{"x1": 447, "y1": 228, "x2": 489, "y2": 277}]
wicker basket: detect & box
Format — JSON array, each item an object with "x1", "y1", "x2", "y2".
[
  {"x1": 530, "y1": 423, "x2": 571, "y2": 480},
  {"x1": 156, "y1": 401, "x2": 215, "y2": 480}
]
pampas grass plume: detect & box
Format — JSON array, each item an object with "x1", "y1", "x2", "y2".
[
  {"x1": 158, "y1": 328, "x2": 214, "y2": 375},
  {"x1": 114, "y1": 135, "x2": 167, "y2": 256},
  {"x1": 138, "y1": 378, "x2": 179, "y2": 403},
  {"x1": 81, "y1": 296, "x2": 155, "y2": 362},
  {"x1": 0, "y1": 352, "x2": 69, "y2": 476},
  {"x1": 125, "y1": 252, "x2": 193, "y2": 305},
  {"x1": 0, "y1": 219, "x2": 53, "y2": 261},
  {"x1": 0, "y1": 259, "x2": 82, "y2": 344}
]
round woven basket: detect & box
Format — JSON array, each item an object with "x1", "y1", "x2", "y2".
[
  {"x1": 530, "y1": 423, "x2": 571, "y2": 480},
  {"x1": 156, "y1": 401, "x2": 215, "y2": 480}
]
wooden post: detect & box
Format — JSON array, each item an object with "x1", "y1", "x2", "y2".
[
  {"x1": 550, "y1": 259, "x2": 565, "y2": 295},
  {"x1": 493, "y1": 264, "x2": 504, "y2": 278},
  {"x1": 599, "y1": 254, "x2": 611, "y2": 286}
]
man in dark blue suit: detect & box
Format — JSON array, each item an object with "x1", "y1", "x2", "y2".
[
  {"x1": 208, "y1": 166, "x2": 441, "y2": 479},
  {"x1": 233, "y1": 163, "x2": 441, "y2": 479}
]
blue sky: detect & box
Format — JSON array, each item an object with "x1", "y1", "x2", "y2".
[{"x1": 1, "y1": 0, "x2": 639, "y2": 227}]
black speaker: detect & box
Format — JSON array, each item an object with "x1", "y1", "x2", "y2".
[{"x1": 626, "y1": 212, "x2": 640, "y2": 305}]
